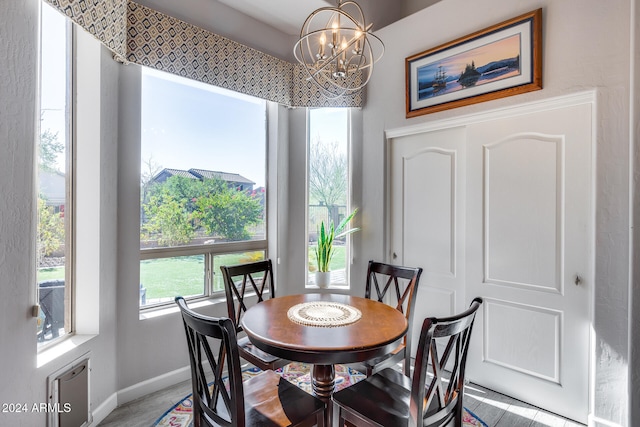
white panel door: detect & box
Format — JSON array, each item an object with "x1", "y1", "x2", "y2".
[
  {"x1": 388, "y1": 102, "x2": 592, "y2": 423},
  {"x1": 465, "y1": 103, "x2": 592, "y2": 423},
  {"x1": 389, "y1": 127, "x2": 467, "y2": 352}
]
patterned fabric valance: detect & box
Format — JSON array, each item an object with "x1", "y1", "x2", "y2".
[
  {"x1": 44, "y1": 0, "x2": 361, "y2": 108},
  {"x1": 45, "y1": 0, "x2": 127, "y2": 61},
  {"x1": 126, "y1": 2, "x2": 293, "y2": 106}
]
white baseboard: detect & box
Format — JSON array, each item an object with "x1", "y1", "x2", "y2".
[
  {"x1": 117, "y1": 365, "x2": 192, "y2": 405},
  {"x1": 89, "y1": 364, "x2": 191, "y2": 425},
  {"x1": 89, "y1": 392, "x2": 117, "y2": 427}
]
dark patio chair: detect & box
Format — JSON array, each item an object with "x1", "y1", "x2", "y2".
[
  {"x1": 175, "y1": 297, "x2": 325, "y2": 427},
  {"x1": 220, "y1": 259, "x2": 290, "y2": 371},
  {"x1": 357, "y1": 260, "x2": 423, "y2": 377},
  {"x1": 333, "y1": 298, "x2": 483, "y2": 427},
  {"x1": 38, "y1": 279, "x2": 65, "y2": 340}
]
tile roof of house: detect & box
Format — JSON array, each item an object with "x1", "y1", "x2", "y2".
[
  {"x1": 153, "y1": 168, "x2": 254, "y2": 185},
  {"x1": 162, "y1": 168, "x2": 199, "y2": 179},
  {"x1": 189, "y1": 168, "x2": 255, "y2": 185}
]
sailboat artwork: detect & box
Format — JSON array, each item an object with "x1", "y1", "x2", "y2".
[
  {"x1": 406, "y1": 9, "x2": 541, "y2": 118},
  {"x1": 432, "y1": 66, "x2": 447, "y2": 94},
  {"x1": 415, "y1": 34, "x2": 522, "y2": 101}
]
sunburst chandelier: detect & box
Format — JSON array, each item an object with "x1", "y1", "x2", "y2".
[{"x1": 294, "y1": 0, "x2": 384, "y2": 99}]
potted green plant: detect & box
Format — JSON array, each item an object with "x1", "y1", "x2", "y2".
[{"x1": 314, "y1": 208, "x2": 359, "y2": 288}]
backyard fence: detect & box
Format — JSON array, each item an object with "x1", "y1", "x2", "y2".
[{"x1": 308, "y1": 204, "x2": 347, "y2": 242}]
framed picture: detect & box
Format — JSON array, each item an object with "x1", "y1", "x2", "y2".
[{"x1": 406, "y1": 9, "x2": 542, "y2": 118}]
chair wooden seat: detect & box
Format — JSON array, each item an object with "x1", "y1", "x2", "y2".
[
  {"x1": 242, "y1": 370, "x2": 325, "y2": 426},
  {"x1": 332, "y1": 368, "x2": 413, "y2": 426},
  {"x1": 175, "y1": 296, "x2": 326, "y2": 427},
  {"x1": 237, "y1": 336, "x2": 285, "y2": 367},
  {"x1": 220, "y1": 260, "x2": 291, "y2": 371},
  {"x1": 334, "y1": 298, "x2": 483, "y2": 427}
]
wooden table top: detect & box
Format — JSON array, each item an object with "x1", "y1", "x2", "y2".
[{"x1": 241, "y1": 293, "x2": 408, "y2": 364}]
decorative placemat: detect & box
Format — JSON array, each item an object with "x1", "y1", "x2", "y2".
[{"x1": 287, "y1": 301, "x2": 362, "y2": 327}]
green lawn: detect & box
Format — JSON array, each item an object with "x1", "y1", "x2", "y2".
[
  {"x1": 37, "y1": 267, "x2": 65, "y2": 282},
  {"x1": 41, "y1": 247, "x2": 347, "y2": 305},
  {"x1": 140, "y1": 251, "x2": 264, "y2": 302},
  {"x1": 308, "y1": 245, "x2": 346, "y2": 272}
]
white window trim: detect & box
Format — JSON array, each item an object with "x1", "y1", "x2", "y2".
[{"x1": 305, "y1": 107, "x2": 354, "y2": 289}]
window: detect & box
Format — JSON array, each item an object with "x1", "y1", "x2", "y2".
[
  {"x1": 37, "y1": 2, "x2": 73, "y2": 345},
  {"x1": 140, "y1": 68, "x2": 267, "y2": 308},
  {"x1": 307, "y1": 108, "x2": 354, "y2": 287}
]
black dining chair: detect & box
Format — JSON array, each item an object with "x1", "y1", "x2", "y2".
[
  {"x1": 220, "y1": 259, "x2": 290, "y2": 371},
  {"x1": 333, "y1": 297, "x2": 483, "y2": 427},
  {"x1": 175, "y1": 296, "x2": 326, "y2": 427},
  {"x1": 357, "y1": 260, "x2": 423, "y2": 377}
]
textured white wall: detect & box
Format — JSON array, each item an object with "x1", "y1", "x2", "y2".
[
  {"x1": 630, "y1": 1, "x2": 640, "y2": 425},
  {"x1": 0, "y1": 0, "x2": 42, "y2": 424},
  {"x1": 2, "y1": 1, "x2": 635, "y2": 425},
  {"x1": 360, "y1": 0, "x2": 632, "y2": 425},
  {"x1": 0, "y1": 3, "x2": 120, "y2": 425}
]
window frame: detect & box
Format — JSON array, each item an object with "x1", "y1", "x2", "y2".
[
  {"x1": 305, "y1": 107, "x2": 354, "y2": 289},
  {"x1": 138, "y1": 71, "x2": 270, "y2": 310},
  {"x1": 36, "y1": 1, "x2": 75, "y2": 349}
]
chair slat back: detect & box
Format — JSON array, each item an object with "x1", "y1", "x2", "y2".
[
  {"x1": 409, "y1": 298, "x2": 483, "y2": 427},
  {"x1": 365, "y1": 260, "x2": 422, "y2": 344},
  {"x1": 176, "y1": 297, "x2": 245, "y2": 427},
  {"x1": 220, "y1": 260, "x2": 275, "y2": 333}
]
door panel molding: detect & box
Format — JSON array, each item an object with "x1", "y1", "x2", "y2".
[
  {"x1": 483, "y1": 298, "x2": 562, "y2": 384},
  {"x1": 483, "y1": 133, "x2": 565, "y2": 294},
  {"x1": 403, "y1": 148, "x2": 457, "y2": 276}
]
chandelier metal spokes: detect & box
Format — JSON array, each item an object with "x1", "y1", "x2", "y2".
[{"x1": 294, "y1": 0, "x2": 384, "y2": 99}]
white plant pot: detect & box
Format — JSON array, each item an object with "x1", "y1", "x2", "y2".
[{"x1": 315, "y1": 271, "x2": 331, "y2": 288}]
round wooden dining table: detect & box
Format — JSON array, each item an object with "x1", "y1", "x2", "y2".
[{"x1": 241, "y1": 293, "x2": 408, "y2": 425}]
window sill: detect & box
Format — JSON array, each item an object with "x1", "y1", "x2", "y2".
[
  {"x1": 139, "y1": 295, "x2": 227, "y2": 320},
  {"x1": 37, "y1": 334, "x2": 97, "y2": 368},
  {"x1": 307, "y1": 283, "x2": 350, "y2": 290}
]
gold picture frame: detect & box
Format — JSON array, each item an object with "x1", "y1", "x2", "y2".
[{"x1": 406, "y1": 9, "x2": 542, "y2": 118}]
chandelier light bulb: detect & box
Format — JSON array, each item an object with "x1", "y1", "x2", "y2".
[
  {"x1": 318, "y1": 32, "x2": 326, "y2": 59},
  {"x1": 293, "y1": 0, "x2": 384, "y2": 99},
  {"x1": 354, "y1": 30, "x2": 362, "y2": 54}
]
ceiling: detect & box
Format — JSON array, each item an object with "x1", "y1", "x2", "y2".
[
  {"x1": 216, "y1": 0, "x2": 331, "y2": 36},
  {"x1": 215, "y1": 0, "x2": 444, "y2": 36},
  {"x1": 134, "y1": 0, "x2": 441, "y2": 60}
]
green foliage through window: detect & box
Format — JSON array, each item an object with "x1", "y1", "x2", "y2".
[{"x1": 141, "y1": 175, "x2": 263, "y2": 246}]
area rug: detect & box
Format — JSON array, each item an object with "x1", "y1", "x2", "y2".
[{"x1": 152, "y1": 362, "x2": 487, "y2": 426}]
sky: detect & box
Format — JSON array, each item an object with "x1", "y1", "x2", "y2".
[
  {"x1": 142, "y1": 68, "x2": 349, "y2": 189},
  {"x1": 40, "y1": 2, "x2": 68, "y2": 172},
  {"x1": 41, "y1": 3, "x2": 349, "y2": 191},
  {"x1": 142, "y1": 68, "x2": 268, "y2": 187},
  {"x1": 418, "y1": 33, "x2": 521, "y2": 82}
]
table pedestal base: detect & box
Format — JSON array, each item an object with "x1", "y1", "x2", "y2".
[
  {"x1": 311, "y1": 364, "x2": 335, "y2": 397},
  {"x1": 312, "y1": 364, "x2": 335, "y2": 426}
]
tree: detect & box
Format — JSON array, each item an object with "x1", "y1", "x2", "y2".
[
  {"x1": 140, "y1": 156, "x2": 163, "y2": 204},
  {"x1": 37, "y1": 197, "x2": 65, "y2": 265},
  {"x1": 308, "y1": 138, "x2": 347, "y2": 207},
  {"x1": 195, "y1": 186, "x2": 262, "y2": 241},
  {"x1": 141, "y1": 192, "x2": 195, "y2": 247},
  {"x1": 39, "y1": 129, "x2": 64, "y2": 172},
  {"x1": 141, "y1": 175, "x2": 263, "y2": 244}
]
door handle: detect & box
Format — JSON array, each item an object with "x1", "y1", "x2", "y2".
[
  {"x1": 392, "y1": 252, "x2": 398, "y2": 260},
  {"x1": 574, "y1": 275, "x2": 582, "y2": 286}
]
